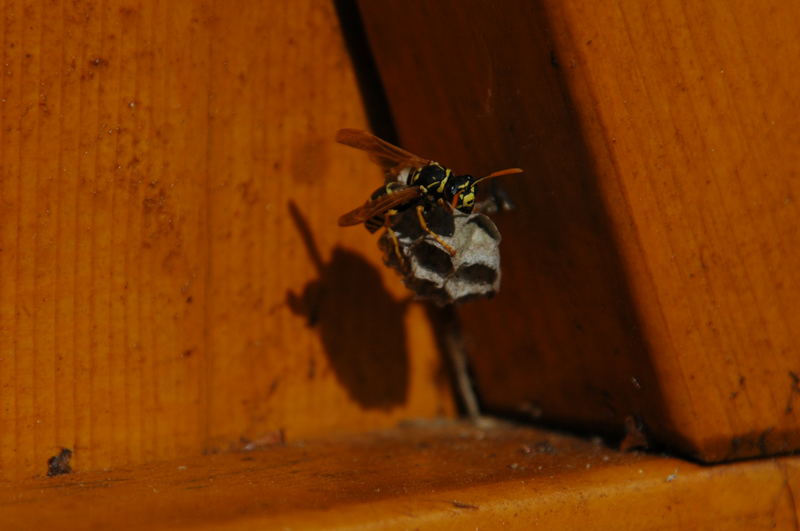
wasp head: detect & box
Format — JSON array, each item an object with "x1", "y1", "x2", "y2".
[
  {"x1": 447, "y1": 168, "x2": 523, "y2": 213},
  {"x1": 446, "y1": 174, "x2": 477, "y2": 214}
]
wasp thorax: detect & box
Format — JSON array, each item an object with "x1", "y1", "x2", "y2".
[{"x1": 410, "y1": 163, "x2": 448, "y2": 192}]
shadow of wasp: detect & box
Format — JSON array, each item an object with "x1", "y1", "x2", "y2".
[{"x1": 286, "y1": 201, "x2": 410, "y2": 409}]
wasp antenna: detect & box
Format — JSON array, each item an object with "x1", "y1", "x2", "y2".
[{"x1": 474, "y1": 167, "x2": 524, "y2": 185}]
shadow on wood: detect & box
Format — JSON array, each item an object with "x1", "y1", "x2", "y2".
[{"x1": 286, "y1": 201, "x2": 409, "y2": 409}]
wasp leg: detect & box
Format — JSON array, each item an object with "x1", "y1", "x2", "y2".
[
  {"x1": 384, "y1": 212, "x2": 406, "y2": 268},
  {"x1": 416, "y1": 204, "x2": 457, "y2": 256},
  {"x1": 436, "y1": 197, "x2": 456, "y2": 214}
]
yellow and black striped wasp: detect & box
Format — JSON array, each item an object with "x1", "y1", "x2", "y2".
[{"x1": 336, "y1": 128, "x2": 522, "y2": 262}]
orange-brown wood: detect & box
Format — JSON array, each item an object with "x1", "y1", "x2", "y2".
[
  {"x1": 0, "y1": 0, "x2": 453, "y2": 480},
  {"x1": 357, "y1": 0, "x2": 800, "y2": 461},
  {"x1": 1, "y1": 421, "x2": 799, "y2": 529}
]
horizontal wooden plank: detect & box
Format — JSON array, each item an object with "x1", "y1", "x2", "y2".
[
  {"x1": 357, "y1": 0, "x2": 800, "y2": 461},
  {"x1": 0, "y1": 0, "x2": 453, "y2": 480},
  {"x1": 1, "y1": 421, "x2": 798, "y2": 529}
]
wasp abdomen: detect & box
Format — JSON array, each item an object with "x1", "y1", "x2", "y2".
[{"x1": 365, "y1": 218, "x2": 384, "y2": 233}]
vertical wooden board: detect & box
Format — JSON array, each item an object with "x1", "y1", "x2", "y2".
[
  {"x1": 357, "y1": 0, "x2": 661, "y2": 438},
  {"x1": 0, "y1": 0, "x2": 453, "y2": 480},
  {"x1": 0, "y1": 0, "x2": 211, "y2": 478},
  {"x1": 357, "y1": 0, "x2": 800, "y2": 461},
  {"x1": 541, "y1": 0, "x2": 800, "y2": 460},
  {"x1": 199, "y1": 0, "x2": 453, "y2": 449}
]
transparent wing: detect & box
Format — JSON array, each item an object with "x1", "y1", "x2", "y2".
[
  {"x1": 338, "y1": 186, "x2": 423, "y2": 226},
  {"x1": 336, "y1": 129, "x2": 430, "y2": 177}
]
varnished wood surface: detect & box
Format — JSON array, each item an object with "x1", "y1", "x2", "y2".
[
  {"x1": 357, "y1": 0, "x2": 800, "y2": 461},
  {"x1": 0, "y1": 0, "x2": 453, "y2": 480},
  {"x1": 1, "y1": 421, "x2": 798, "y2": 530}
]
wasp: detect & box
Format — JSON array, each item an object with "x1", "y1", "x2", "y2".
[{"x1": 336, "y1": 128, "x2": 522, "y2": 261}]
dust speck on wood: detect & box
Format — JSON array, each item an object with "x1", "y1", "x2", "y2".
[{"x1": 47, "y1": 448, "x2": 73, "y2": 477}]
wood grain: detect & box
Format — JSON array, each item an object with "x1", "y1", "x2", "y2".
[
  {"x1": 2, "y1": 421, "x2": 799, "y2": 529},
  {"x1": 0, "y1": 0, "x2": 453, "y2": 480},
  {"x1": 357, "y1": 0, "x2": 800, "y2": 461}
]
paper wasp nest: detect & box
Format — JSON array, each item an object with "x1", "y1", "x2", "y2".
[{"x1": 379, "y1": 206, "x2": 502, "y2": 306}]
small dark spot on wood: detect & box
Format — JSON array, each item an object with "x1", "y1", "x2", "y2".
[
  {"x1": 90, "y1": 57, "x2": 108, "y2": 67},
  {"x1": 586, "y1": 39, "x2": 593, "y2": 45},
  {"x1": 237, "y1": 179, "x2": 260, "y2": 205},
  {"x1": 47, "y1": 448, "x2": 73, "y2": 477},
  {"x1": 619, "y1": 415, "x2": 648, "y2": 452},
  {"x1": 182, "y1": 348, "x2": 194, "y2": 358},
  {"x1": 549, "y1": 50, "x2": 560, "y2": 69},
  {"x1": 186, "y1": 296, "x2": 193, "y2": 304},
  {"x1": 785, "y1": 371, "x2": 800, "y2": 413},
  {"x1": 452, "y1": 500, "x2": 479, "y2": 510}
]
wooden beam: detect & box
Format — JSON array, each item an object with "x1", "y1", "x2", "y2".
[
  {"x1": 357, "y1": 0, "x2": 800, "y2": 461},
  {"x1": 2, "y1": 422, "x2": 799, "y2": 529}
]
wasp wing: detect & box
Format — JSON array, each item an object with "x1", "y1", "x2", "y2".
[
  {"x1": 336, "y1": 129, "x2": 430, "y2": 177},
  {"x1": 338, "y1": 186, "x2": 423, "y2": 226}
]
